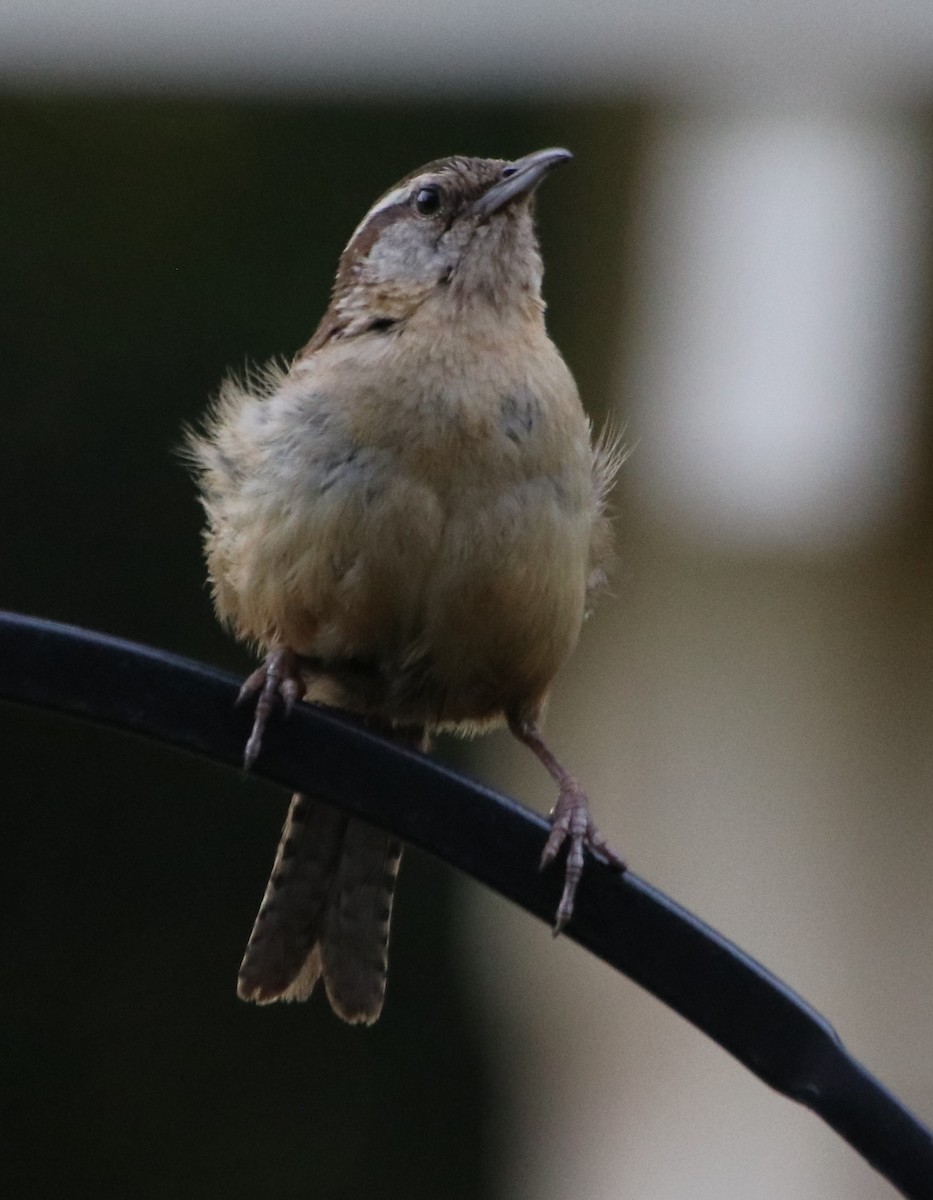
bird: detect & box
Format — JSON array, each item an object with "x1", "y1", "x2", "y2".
[{"x1": 186, "y1": 147, "x2": 624, "y2": 1025}]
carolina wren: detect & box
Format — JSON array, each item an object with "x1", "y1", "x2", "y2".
[{"x1": 187, "y1": 148, "x2": 623, "y2": 1025}]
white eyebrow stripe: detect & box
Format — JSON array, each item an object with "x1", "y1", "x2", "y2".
[{"x1": 347, "y1": 186, "x2": 410, "y2": 244}]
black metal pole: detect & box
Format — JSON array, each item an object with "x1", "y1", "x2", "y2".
[{"x1": 1, "y1": 611, "x2": 931, "y2": 1199}]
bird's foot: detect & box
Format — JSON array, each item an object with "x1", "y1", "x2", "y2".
[
  {"x1": 541, "y1": 781, "x2": 626, "y2": 935},
  {"x1": 507, "y1": 716, "x2": 626, "y2": 934},
  {"x1": 237, "y1": 647, "x2": 305, "y2": 768}
]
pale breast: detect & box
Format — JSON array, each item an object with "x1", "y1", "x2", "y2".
[{"x1": 195, "y1": 325, "x2": 600, "y2": 726}]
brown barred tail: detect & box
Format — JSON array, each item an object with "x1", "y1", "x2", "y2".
[{"x1": 236, "y1": 794, "x2": 403, "y2": 1024}]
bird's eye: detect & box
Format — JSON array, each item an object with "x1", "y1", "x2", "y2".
[{"x1": 413, "y1": 185, "x2": 442, "y2": 216}]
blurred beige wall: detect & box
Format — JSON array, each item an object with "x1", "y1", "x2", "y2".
[{"x1": 467, "y1": 111, "x2": 933, "y2": 1199}]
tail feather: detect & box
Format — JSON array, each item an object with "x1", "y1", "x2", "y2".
[
  {"x1": 237, "y1": 723, "x2": 424, "y2": 1021},
  {"x1": 236, "y1": 794, "x2": 402, "y2": 1023},
  {"x1": 237, "y1": 794, "x2": 347, "y2": 1004},
  {"x1": 321, "y1": 824, "x2": 403, "y2": 1024}
]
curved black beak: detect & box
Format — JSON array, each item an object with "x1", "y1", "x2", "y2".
[{"x1": 471, "y1": 147, "x2": 573, "y2": 219}]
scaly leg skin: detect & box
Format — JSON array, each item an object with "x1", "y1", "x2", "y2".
[
  {"x1": 237, "y1": 647, "x2": 305, "y2": 768},
  {"x1": 508, "y1": 717, "x2": 626, "y2": 934}
]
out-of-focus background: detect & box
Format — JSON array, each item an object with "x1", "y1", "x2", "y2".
[{"x1": 2, "y1": 4, "x2": 932, "y2": 1198}]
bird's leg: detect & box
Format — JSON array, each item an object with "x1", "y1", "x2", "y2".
[
  {"x1": 237, "y1": 646, "x2": 305, "y2": 768},
  {"x1": 508, "y1": 717, "x2": 625, "y2": 933}
]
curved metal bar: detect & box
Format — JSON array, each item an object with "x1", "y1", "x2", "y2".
[{"x1": 0, "y1": 610, "x2": 931, "y2": 1198}]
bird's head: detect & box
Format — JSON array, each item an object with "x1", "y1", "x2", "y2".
[{"x1": 307, "y1": 148, "x2": 572, "y2": 349}]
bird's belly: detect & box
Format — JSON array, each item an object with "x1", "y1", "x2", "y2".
[{"x1": 300, "y1": 474, "x2": 590, "y2": 726}]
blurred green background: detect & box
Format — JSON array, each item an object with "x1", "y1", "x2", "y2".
[{"x1": 0, "y1": 96, "x2": 638, "y2": 1199}]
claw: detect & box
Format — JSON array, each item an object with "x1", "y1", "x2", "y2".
[
  {"x1": 507, "y1": 715, "x2": 624, "y2": 934},
  {"x1": 238, "y1": 648, "x2": 304, "y2": 769},
  {"x1": 541, "y1": 782, "x2": 626, "y2": 934}
]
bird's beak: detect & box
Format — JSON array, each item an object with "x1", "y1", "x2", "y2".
[{"x1": 471, "y1": 147, "x2": 573, "y2": 219}]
